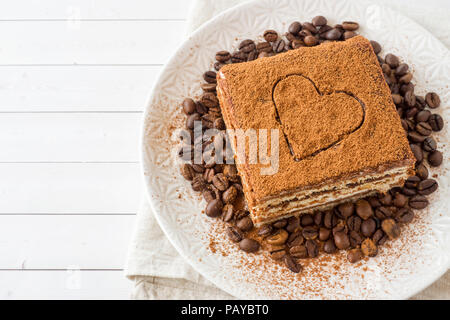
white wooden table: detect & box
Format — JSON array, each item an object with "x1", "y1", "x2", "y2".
[{"x1": 0, "y1": 0, "x2": 193, "y2": 299}]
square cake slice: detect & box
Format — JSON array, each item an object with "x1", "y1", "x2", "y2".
[{"x1": 216, "y1": 36, "x2": 415, "y2": 226}]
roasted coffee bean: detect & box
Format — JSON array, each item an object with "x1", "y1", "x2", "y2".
[
  {"x1": 314, "y1": 211, "x2": 324, "y2": 226},
  {"x1": 392, "y1": 93, "x2": 402, "y2": 105},
  {"x1": 385, "y1": 53, "x2": 400, "y2": 68},
  {"x1": 201, "y1": 83, "x2": 217, "y2": 93},
  {"x1": 334, "y1": 231, "x2": 350, "y2": 250},
  {"x1": 200, "y1": 92, "x2": 219, "y2": 108},
  {"x1": 290, "y1": 245, "x2": 308, "y2": 259},
  {"x1": 212, "y1": 173, "x2": 229, "y2": 191},
  {"x1": 302, "y1": 226, "x2": 318, "y2": 240},
  {"x1": 324, "y1": 28, "x2": 342, "y2": 40},
  {"x1": 319, "y1": 227, "x2": 331, "y2": 241},
  {"x1": 347, "y1": 215, "x2": 362, "y2": 232},
  {"x1": 428, "y1": 114, "x2": 444, "y2": 132},
  {"x1": 379, "y1": 193, "x2": 392, "y2": 206},
  {"x1": 214, "y1": 62, "x2": 225, "y2": 71},
  {"x1": 361, "y1": 238, "x2": 378, "y2": 257},
  {"x1": 182, "y1": 98, "x2": 196, "y2": 115},
  {"x1": 256, "y1": 41, "x2": 273, "y2": 53},
  {"x1": 343, "y1": 31, "x2": 356, "y2": 40},
  {"x1": 304, "y1": 35, "x2": 318, "y2": 46},
  {"x1": 399, "y1": 73, "x2": 413, "y2": 84},
  {"x1": 395, "y1": 63, "x2": 409, "y2": 76},
  {"x1": 292, "y1": 39, "x2": 305, "y2": 49},
  {"x1": 191, "y1": 175, "x2": 207, "y2": 192},
  {"x1": 342, "y1": 21, "x2": 359, "y2": 31},
  {"x1": 213, "y1": 117, "x2": 225, "y2": 130},
  {"x1": 395, "y1": 208, "x2": 414, "y2": 223},
  {"x1": 393, "y1": 193, "x2": 408, "y2": 208},
  {"x1": 257, "y1": 224, "x2": 273, "y2": 237},
  {"x1": 372, "y1": 229, "x2": 385, "y2": 244},
  {"x1": 246, "y1": 50, "x2": 257, "y2": 61},
  {"x1": 205, "y1": 198, "x2": 223, "y2": 218},
  {"x1": 332, "y1": 220, "x2": 347, "y2": 236},
  {"x1": 375, "y1": 206, "x2": 392, "y2": 219},
  {"x1": 370, "y1": 40, "x2": 382, "y2": 54},
  {"x1": 401, "y1": 119, "x2": 409, "y2": 131},
  {"x1": 405, "y1": 90, "x2": 416, "y2": 107},
  {"x1": 203, "y1": 71, "x2": 217, "y2": 84},
  {"x1": 227, "y1": 226, "x2": 243, "y2": 243},
  {"x1": 267, "y1": 229, "x2": 289, "y2": 245},
  {"x1": 286, "y1": 216, "x2": 300, "y2": 233},
  {"x1": 267, "y1": 244, "x2": 284, "y2": 253},
  {"x1": 367, "y1": 197, "x2": 381, "y2": 208},
  {"x1": 239, "y1": 238, "x2": 260, "y2": 253},
  {"x1": 273, "y1": 219, "x2": 287, "y2": 229},
  {"x1": 381, "y1": 218, "x2": 400, "y2": 239},
  {"x1": 356, "y1": 199, "x2": 374, "y2": 220},
  {"x1": 416, "y1": 122, "x2": 432, "y2": 136},
  {"x1": 349, "y1": 230, "x2": 363, "y2": 247},
  {"x1": 284, "y1": 255, "x2": 302, "y2": 273},
  {"x1": 298, "y1": 214, "x2": 312, "y2": 227},
  {"x1": 180, "y1": 164, "x2": 195, "y2": 181},
  {"x1": 416, "y1": 110, "x2": 431, "y2": 123},
  {"x1": 222, "y1": 185, "x2": 237, "y2": 204},
  {"x1": 318, "y1": 25, "x2": 332, "y2": 36},
  {"x1": 361, "y1": 218, "x2": 376, "y2": 237},
  {"x1": 409, "y1": 195, "x2": 429, "y2": 209},
  {"x1": 287, "y1": 231, "x2": 304, "y2": 247},
  {"x1": 263, "y1": 29, "x2": 278, "y2": 42},
  {"x1": 305, "y1": 240, "x2": 318, "y2": 258},
  {"x1": 257, "y1": 52, "x2": 270, "y2": 59},
  {"x1": 405, "y1": 175, "x2": 421, "y2": 189},
  {"x1": 191, "y1": 164, "x2": 205, "y2": 174},
  {"x1": 195, "y1": 101, "x2": 208, "y2": 114},
  {"x1": 222, "y1": 204, "x2": 234, "y2": 222},
  {"x1": 236, "y1": 216, "x2": 253, "y2": 232},
  {"x1": 186, "y1": 113, "x2": 201, "y2": 130},
  {"x1": 402, "y1": 187, "x2": 417, "y2": 197},
  {"x1": 428, "y1": 151, "x2": 443, "y2": 167},
  {"x1": 425, "y1": 92, "x2": 441, "y2": 109},
  {"x1": 323, "y1": 239, "x2": 337, "y2": 254},
  {"x1": 288, "y1": 21, "x2": 302, "y2": 35},
  {"x1": 239, "y1": 39, "x2": 256, "y2": 53},
  {"x1": 273, "y1": 39, "x2": 285, "y2": 53},
  {"x1": 347, "y1": 249, "x2": 363, "y2": 263},
  {"x1": 231, "y1": 51, "x2": 247, "y2": 63},
  {"x1": 216, "y1": 51, "x2": 231, "y2": 63},
  {"x1": 312, "y1": 16, "x2": 327, "y2": 27},
  {"x1": 401, "y1": 83, "x2": 414, "y2": 95},
  {"x1": 324, "y1": 210, "x2": 338, "y2": 228},
  {"x1": 417, "y1": 179, "x2": 438, "y2": 195},
  {"x1": 416, "y1": 164, "x2": 429, "y2": 180},
  {"x1": 270, "y1": 250, "x2": 286, "y2": 261},
  {"x1": 337, "y1": 202, "x2": 354, "y2": 218},
  {"x1": 410, "y1": 144, "x2": 423, "y2": 163},
  {"x1": 423, "y1": 137, "x2": 437, "y2": 152}
]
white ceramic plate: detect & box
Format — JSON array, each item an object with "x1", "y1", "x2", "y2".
[{"x1": 142, "y1": 0, "x2": 450, "y2": 299}]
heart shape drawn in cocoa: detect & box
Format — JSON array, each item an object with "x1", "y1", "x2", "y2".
[{"x1": 272, "y1": 74, "x2": 366, "y2": 161}]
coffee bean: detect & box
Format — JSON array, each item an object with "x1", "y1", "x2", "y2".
[
  {"x1": 416, "y1": 122, "x2": 432, "y2": 136},
  {"x1": 180, "y1": 164, "x2": 195, "y2": 181},
  {"x1": 361, "y1": 218, "x2": 376, "y2": 237},
  {"x1": 324, "y1": 28, "x2": 342, "y2": 40},
  {"x1": 304, "y1": 35, "x2": 318, "y2": 46},
  {"x1": 273, "y1": 39, "x2": 285, "y2": 53},
  {"x1": 372, "y1": 229, "x2": 385, "y2": 244},
  {"x1": 349, "y1": 230, "x2": 363, "y2": 248},
  {"x1": 334, "y1": 231, "x2": 350, "y2": 250},
  {"x1": 267, "y1": 229, "x2": 288, "y2": 245},
  {"x1": 324, "y1": 210, "x2": 337, "y2": 228},
  {"x1": 239, "y1": 238, "x2": 260, "y2": 253},
  {"x1": 212, "y1": 173, "x2": 228, "y2": 191},
  {"x1": 370, "y1": 40, "x2": 382, "y2": 54},
  {"x1": 395, "y1": 208, "x2": 414, "y2": 223},
  {"x1": 256, "y1": 42, "x2": 273, "y2": 54},
  {"x1": 272, "y1": 219, "x2": 287, "y2": 229},
  {"x1": 222, "y1": 186, "x2": 237, "y2": 204},
  {"x1": 367, "y1": 197, "x2": 381, "y2": 208},
  {"x1": 395, "y1": 63, "x2": 409, "y2": 76},
  {"x1": 195, "y1": 101, "x2": 208, "y2": 114},
  {"x1": 231, "y1": 51, "x2": 247, "y2": 63},
  {"x1": 361, "y1": 238, "x2": 378, "y2": 257},
  {"x1": 222, "y1": 204, "x2": 234, "y2": 222},
  {"x1": 257, "y1": 224, "x2": 273, "y2": 237},
  {"x1": 385, "y1": 53, "x2": 400, "y2": 68},
  {"x1": 405, "y1": 90, "x2": 416, "y2": 107},
  {"x1": 290, "y1": 245, "x2": 308, "y2": 259},
  {"x1": 409, "y1": 195, "x2": 429, "y2": 209},
  {"x1": 347, "y1": 249, "x2": 363, "y2": 263},
  {"x1": 416, "y1": 110, "x2": 431, "y2": 123},
  {"x1": 312, "y1": 16, "x2": 327, "y2": 27},
  {"x1": 337, "y1": 202, "x2": 354, "y2": 218},
  {"x1": 375, "y1": 206, "x2": 392, "y2": 220},
  {"x1": 417, "y1": 179, "x2": 438, "y2": 195},
  {"x1": 399, "y1": 73, "x2": 413, "y2": 84},
  {"x1": 201, "y1": 83, "x2": 217, "y2": 93},
  {"x1": 292, "y1": 39, "x2": 305, "y2": 49},
  {"x1": 182, "y1": 98, "x2": 196, "y2": 115},
  {"x1": 422, "y1": 137, "x2": 437, "y2": 153},
  {"x1": 286, "y1": 216, "x2": 300, "y2": 233},
  {"x1": 416, "y1": 164, "x2": 429, "y2": 180},
  {"x1": 247, "y1": 50, "x2": 258, "y2": 61},
  {"x1": 239, "y1": 39, "x2": 256, "y2": 53},
  {"x1": 191, "y1": 175, "x2": 207, "y2": 192},
  {"x1": 356, "y1": 199, "x2": 374, "y2": 220},
  {"x1": 205, "y1": 198, "x2": 223, "y2": 218},
  {"x1": 393, "y1": 193, "x2": 408, "y2": 207},
  {"x1": 300, "y1": 214, "x2": 314, "y2": 227},
  {"x1": 343, "y1": 31, "x2": 357, "y2": 40},
  {"x1": 287, "y1": 231, "x2": 304, "y2": 247},
  {"x1": 392, "y1": 94, "x2": 402, "y2": 105},
  {"x1": 425, "y1": 92, "x2": 441, "y2": 109},
  {"x1": 342, "y1": 21, "x2": 359, "y2": 31},
  {"x1": 324, "y1": 239, "x2": 337, "y2": 254},
  {"x1": 214, "y1": 62, "x2": 225, "y2": 71},
  {"x1": 203, "y1": 71, "x2": 217, "y2": 84},
  {"x1": 428, "y1": 114, "x2": 444, "y2": 131},
  {"x1": 347, "y1": 215, "x2": 362, "y2": 232},
  {"x1": 288, "y1": 21, "x2": 302, "y2": 35},
  {"x1": 428, "y1": 151, "x2": 443, "y2": 167},
  {"x1": 263, "y1": 30, "x2": 278, "y2": 42},
  {"x1": 227, "y1": 226, "x2": 243, "y2": 242},
  {"x1": 319, "y1": 227, "x2": 331, "y2": 241},
  {"x1": 400, "y1": 83, "x2": 414, "y2": 95},
  {"x1": 302, "y1": 226, "x2": 318, "y2": 240},
  {"x1": 270, "y1": 250, "x2": 286, "y2": 261},
  {"x1": 305, "y1": 239, "x2": 319, "y2": 257},
  {"x1": 402, "y1": 187, "x2": 417, "y2": 197},
  {"x1": 379, "y1": 193, "x2": 392, "y2": 206},
  {"x1": 284, "y1": 255, "x2": 302, "y2": 273},
  {"x1": 301, "y1": 22, "x2": 317, "y2": 34},
  {"x1": 215, "y1": 51, "x2": 231, "y2": 63},
  {"x1": 405, "y1": 176, "x2": 421, "y2": 189},
  {"x1": 236, "y1": 216, "x2": 253, "y2": 232},
  {"x1": 318, "y1": 25, "x2": 332, "y2": 36},
  {"x1": 314, "y1": 211, "x2": 324, "y2": 226},
  {"x1": 186, "y1": 113, "x2": 201, "y2": 130},
  {"x1": 381, "y1": 218, "x2": 400, "y2": 239},
  {"x1": 410, "y1": 144, "x2": 423, "y2": 163}
]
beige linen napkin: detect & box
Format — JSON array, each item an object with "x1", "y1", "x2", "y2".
[{"x1": 125, "y1": 0, "x2": 450, "y2": 300}]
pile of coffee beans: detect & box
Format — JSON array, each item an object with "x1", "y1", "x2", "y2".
[{"x1": 178, "y1": 16, "x2": 443, "y2": 273}]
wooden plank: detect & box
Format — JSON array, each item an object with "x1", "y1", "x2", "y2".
[
  {"x1": 0, "y1": 163, "x2": 142, "y2": 214},
  {"x1": 0, "y1": 215, "x2": 135, "y2": 269},
  {"x1": 0, "y1": 66, "x2": 160, "y2": 111},
  {"x1": 0, "y1": 270, "x2": 131, "y2": 299},
  {"x1": 0, "y1": 21, "x2": 185, "y2": 65},
  {"x1": 0, "y1": 0, "x2": 194, "y2": 20},
  {"x1": 0, "y1": 113, "x2": 141, "y2": 162}
]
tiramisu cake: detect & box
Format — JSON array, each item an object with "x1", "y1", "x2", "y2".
[{"x1": 217, "y1": 36, "x2": 415, "y2": 226}]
